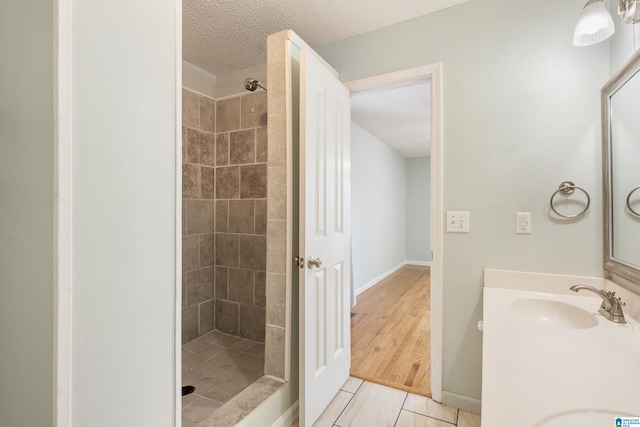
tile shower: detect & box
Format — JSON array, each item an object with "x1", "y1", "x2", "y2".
[{"x1": 181, "y1": 88, "x2": 268, "y2": 423}]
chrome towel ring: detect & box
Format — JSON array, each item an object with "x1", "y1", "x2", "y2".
[
  {"x1": 627, "y1": 186, "x2": 640, "y2": 217},
  {"x1": 550, "y1": 181, "x2": 591, "y2": 219}
]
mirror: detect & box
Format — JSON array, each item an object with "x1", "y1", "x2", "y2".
[{"x1": 603, "y1": 48, "x2": 640, "y2": 285}]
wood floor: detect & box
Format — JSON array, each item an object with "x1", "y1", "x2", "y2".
[{"x1": 349, "y1": 265, "x2": 431, "y2": 397}]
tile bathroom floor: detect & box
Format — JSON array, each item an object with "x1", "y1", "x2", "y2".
[
  {"x1": 292, "y1": 377, "x2": 481, "y2": 427},
  {"x1": 181, "y1": 331, "x2": 264, "y2": 426}
]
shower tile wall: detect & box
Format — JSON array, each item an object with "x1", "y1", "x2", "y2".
[
  {"x1": 182, "y1": 89, "x2": 217, "y2": 344},
  {"x1": 182, "y1": 88, "x2": 267, "y2": 345},
  {"x1": 214, "y1": 92, "x2": 267, "y2": 343}
]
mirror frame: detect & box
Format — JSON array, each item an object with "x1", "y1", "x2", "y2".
[{"x1": 602, "y1": 48, "x2": 640, "y2": 286}]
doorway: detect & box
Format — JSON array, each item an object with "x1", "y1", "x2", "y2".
[{"x1": 346, "y1": 64, "x2": 442, "y2": 401}]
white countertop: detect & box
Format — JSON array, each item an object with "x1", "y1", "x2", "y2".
[{"x1": 482, "y1": 286, "x2": 640, "y2": 426}]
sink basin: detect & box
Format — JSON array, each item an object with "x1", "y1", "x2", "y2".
[
  {"x1": 511, "y1": 298, "x2": 598, "y2": 329},
  {"x1": 533, "y1": 408, "x2": 639, "y2": 426}
]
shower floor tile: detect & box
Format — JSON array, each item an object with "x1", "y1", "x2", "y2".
[{"x1": 182, "y1": 331, "x2": 264, "y2": 424}]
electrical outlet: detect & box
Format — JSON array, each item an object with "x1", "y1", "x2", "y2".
[
  {"x1": 446, "y1": 211, "x2": 469, "y2": 233},
  {"x1": 516, "y1": 212, "x2": 531, "y2": 234}
]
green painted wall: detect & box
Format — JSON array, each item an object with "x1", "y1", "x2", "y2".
[
  {"x1": 0, "y1": 1, "x2": 55, "y2": 425},
  {"x1": 316, "y1": 0, "x2": 609, "y2": 404}
]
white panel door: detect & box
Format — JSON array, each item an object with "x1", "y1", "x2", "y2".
[{"x1": 299, "y1": 47, "x2": 351, "y2": 426}]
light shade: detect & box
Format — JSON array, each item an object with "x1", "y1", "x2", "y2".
[{"x1": 573, "y1": 0, "x2": 615, "y2": 46}]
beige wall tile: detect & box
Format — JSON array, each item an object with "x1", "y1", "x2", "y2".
[
  {"x1": 228, "y1": 268, "x2": 254, "y2": 305},
  {"x1": 216, "y1": 166, "x2": 240, "y2": 199},
  {"x1": 186, "y1": 267, "x2": 214, "y2": 306},
  {"x1": 215, "y1": 233, "x2": 239, "y2": 268},
  {"x1": 239, "y1": 235, "x2": 266, "y2": 270},
  {"x1": 255, "y1": 199, "x2": 267, "y2": 235},
  {"x1": 182, "y1": 89, "x2": 200, "y2": 128},
  {"x1": 182, "y1": 272, "x2": 187, "y2": 309},
  {"x1": 215, "y1": 267, "x2": 228, "y2": 300},
  {"x1": 267, "y1": 113, "x2": 286, "y2": 167},
  {"x1": 182, "y1": 305, "x2": 199, "y2": 344},
  {"x1": 215, "y1": 200, "x2": 229, "y2": 233},
  {"x1": 266, "y1": 61, "x2": 286, "y2": 115},
  {"x1": 264, "y1": 325, "x2": 285, "y2": 378},
  {"x1": 182, "y1": 163, "x2": 200, "y2": 199},
  {"x1": 216, "y1": 97, "x2": 241, "y2": 133},
  {"x1": 241, "y1": 91, "x2": 267, "y2": 129},
  {"x1": 239, "y1": 304, "x2": 265, "y2": 342},
  {"x1": 215, "y1": 300, "x2": 239, "y2": 335},
  {"x1": 199, "y1": 234, "x2": 214, "y2": 267},
  {"x1": 182, "y1": 125, "x2": 187, "y2": 160},
  {"x1": 267, "y1": 166, "x2": 286, "y2": 220},
  {"x1": 200, "y1": 166, "x2": 215, "y2": 199},
  {"x1": 229, "y1": 129, "x2": 256, "y2": 165},
  {"x1": 186, "y1": 128, "x2": 216, "y2": 166},
  {"x1": 267, "y1": 31, "x2": 287, "y2": 65},
  {"x1": 199, "y1": 300, "x2": 214, "y2": 336},
  {"x1": 254, "y1": 271, "x2": 266, "y2": 308},
  {"x1": 240, "y1": 164, "x2": 267, "y2": 199},
  {"x1": 200, "y1": 96, "x2": 216, "y2": 133},
  {"x1": 182, "y1": 203, "x2": 187, "y2": 235},
  {"x1": 228, "y1": 200, "x2": 255, "y2": 234},
  {"x1": 216, "y1": 133, "x2": 229, "y2": 166},
  {"x1": 186, "y1": 200, "x2": 215, "y2": 234},
  {"x1": 256, "y1": 127, "x2": 267, "y2": 163},
  {"x1": 266, "y1": 273, "x2": 286, "y2": 327},
  {"x1": 266, "y1": 220, "x2": 286, "y2": 274},
  {"x1": 182, "y1": 235, "x2": 200, "y2": 272}
]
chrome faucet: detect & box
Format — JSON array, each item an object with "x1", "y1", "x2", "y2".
[{"x1": 570, "y1": 284, "x2": 626, "y2": 324}]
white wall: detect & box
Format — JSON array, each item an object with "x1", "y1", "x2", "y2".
[
  {"x1": 317, "y1": 0, "x2": 609, "y2": 407},
  {"x1": 351, "y1": 122, "x2": 407, "y2": 292},
  {"x1": 0, "y1": 1, "x2": 54, "y2": 425},
  {"x1": 71, "y1": 0, "x2": 179, "y2": 425},
  {"x1": 406, "y1": 157, "x2": 431, "y2": 263}
]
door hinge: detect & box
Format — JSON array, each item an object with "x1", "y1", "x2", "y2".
[{"x1": 294, "y1": 256, "x2": 305, "y2": 269}]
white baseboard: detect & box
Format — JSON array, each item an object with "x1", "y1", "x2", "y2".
[
  {"x1": 355, "y1": 261, "x2": 431, "y2": 296},
  {"x1": 271, "y1": 400, "x2": 298, "y2": 427},
  {"x1": 441, "y1": 391, "x2": 481, "y2": 414},
  {"x1": 405, "y1": 260, "x2": 431, "y2": 267},
  {"x1": 355, "y1": 262, "x2": 405, "y2": 296}
]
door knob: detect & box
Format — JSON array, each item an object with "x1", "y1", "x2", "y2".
[{"x1": 307, "y1": 257, "x2": 323, "y2": 268}]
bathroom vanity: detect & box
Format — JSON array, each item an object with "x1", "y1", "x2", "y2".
[{"x1": 481, "y1": 269, "x2": 640, "y2": 426}]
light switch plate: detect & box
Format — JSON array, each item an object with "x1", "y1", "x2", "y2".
[{"x1": 446, "y1": 211, "x2": 469, "y2": 233}]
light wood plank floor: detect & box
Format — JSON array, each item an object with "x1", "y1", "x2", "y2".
[
  {"x1": 349, "y1": 265, "x2": 431, "y2": 397},
  {"x1": 290, "y1": 377, "x2": 480, "y2": 427}
]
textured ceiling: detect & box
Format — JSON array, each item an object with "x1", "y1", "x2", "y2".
[
  {"x1": 351, "y1": 82, "x2": 431, "y2": 158},
  {"x1": 183, "y1": 0, "x2": 468, "y2": 76}
]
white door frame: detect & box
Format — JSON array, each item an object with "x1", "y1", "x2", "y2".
[
  {"x1": 344, "y1": 63, "x2": 443, "y2": 402},
  {"x1": 54, "y1": 0, "x2": 183, "y2": 424}
]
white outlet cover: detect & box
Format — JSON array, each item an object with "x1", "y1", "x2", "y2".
[{"x1": 516, "y1": 212, "x2": 531, "y2": 234}]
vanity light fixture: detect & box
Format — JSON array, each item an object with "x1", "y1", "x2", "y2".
[
  {"x1": 573, "y1": 0, "x2": 615, "y2": 46},
  {"x1": 619, "y1": 0, "x2": 640, "y2": 24},
  {"x1": 574, "y1": 0, "x2": 640, "y2": 46}
]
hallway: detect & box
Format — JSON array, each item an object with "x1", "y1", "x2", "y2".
[{"x1": 350, "y1": 265, "x2": 431, "y2": 397}]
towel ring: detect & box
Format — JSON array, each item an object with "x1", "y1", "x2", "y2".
[
  {"x1": 550, "y1": 181, "x2": 590, "y2": 219},
  {"x1": 627, "y1": 186, "x2": 640, "y2": 217}
]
